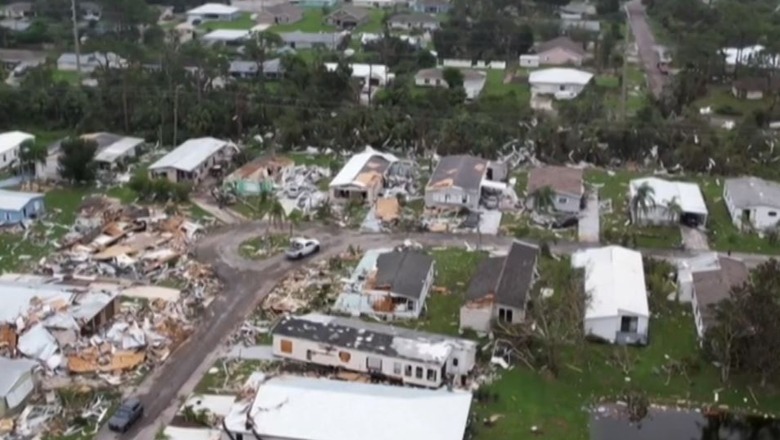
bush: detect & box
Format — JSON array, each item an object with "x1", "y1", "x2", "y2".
[
  {"x1": 129, "y1": 174, "x2": 191, "y2": 202},
  {"x1": 715, "y1": 104, "x2": 743, "y2": 116}
]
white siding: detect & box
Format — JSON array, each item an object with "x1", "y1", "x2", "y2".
[
  {"x1": 552, "y1": 192, "x2": 581, "y2": 213},
  {"x1": 584, "y1": 314, "x2": 649, "y2": 344},
  {"x1": 459, "y1": 305, "x2": 492, "y2": 333},
  {"x1": 724, "y1": 188, "x2": 780, "y2": 230},
  {"x1": 425, "y1": 187, "x2": 481, "y2": 211},
  {"x1": 633, "y1": 204, "x2": 677, "y2": 225},
  {"x1": 530, "y1": 82, "x2": 586, "y2": 97}
]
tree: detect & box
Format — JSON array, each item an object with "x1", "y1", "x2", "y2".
[
  {"x1": 267, "y1": 196, "x2": 286, "y2": 228},
  {"x1": 630, "y1": 182, "x2": 656, "y2": 223},
  {"x1": 531, "y1": 186, "x2": 556, "y2": 213},
  {"x1": 18, "y1": 139, "x2": 47, "y2": 180},
  {"x1": 58, "y1": 137, "x2": 98, "y2": 184},
  {"x1": 666, "y1": 196, "x2": 683, "y2": 223},
  {"x1": 442, "y1": 67, "x2": 464, "y2": 89}
]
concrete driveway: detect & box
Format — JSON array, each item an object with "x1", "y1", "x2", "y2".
[
  {"x1": 680, "y1": 226, "x2": 710, "y2": 251},
  {"x1": 578, "y1": 192, "x2": 600, "y2": 244},
  {"x1": 626, "y1": 0, "x2": 667, "y2": 97}
]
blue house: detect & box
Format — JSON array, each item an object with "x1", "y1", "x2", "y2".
[
  {"x1": 412, "y1": 0, "x2": 450, "y2": 14},
  {"x1": 0, "y1": 189, "x2": 44, "y2": 224},
  {"x1": 298, "y1": 0, "x2": 340, "y2": 7}
]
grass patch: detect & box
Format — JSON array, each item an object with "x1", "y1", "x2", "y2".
[
  {"x1": 195, "y1": 359, "x2": 275, "y2": 394},
  {"x1": 200, "y1": 12, "x2": 256, "y2": 30},
  {"x1": 469, "y1": 258, "x2": 780, "y2": 440},
  {"x1": 482, "y1": 69, "x2": 530, "y2": 101},
  {"x1": 694, "y1": 86, "x2": 770, "y2": 117},
  {"x1": 239, "y1": 233, "x2": 289, "y2": 259},
  {"x1": 52, "y1": 69, "x2": 83, "y2": 85},
  {"x1": 269, "y1": 9, "x2": 334, "y2": 32}
]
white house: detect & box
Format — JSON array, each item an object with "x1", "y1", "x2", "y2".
[
  {"x1": 528, "y1": 67, "x2": 593, "y2": 100},
  {"x1": 333, "y1": 249, "x2": 436, "y2": 320},
  {"x1": 629, "y1": 177, "x2": 708, "y2": 227},
  {"x1": 425, "y1": 155, "x2": 507, "y2": 211},
  {"x1": 724, "y1": 177, "x2": 780, "y2": 231},
  {"x1": 223, "y1": 374, "x2": 473, "y2": 440},
  {"x1": 0, "y1": 356, "x2": 38, "y2": 416},
  {"x1": 149, "y1": 137, "x2": 236, "y2": 183},
  {"x1": 271, "y1": 313, "x2": 477, "y2": 388},
  {"x1": 324, "y1": 62, "x2": 394, "y2": 87},
  {"x1": 93, "y1": 135, "x2": 144, "y2": 169},
  {"x1": 0, "y1": 130, "x2": 33, "y2": 171},
  {"x1": 56, "y1": 52, "x2": 126, "y2": 72},
  {"x1": 527, "y1": 166, "x2": 584, "y2": 213},
  {"x1": 676, "y1": 252, "x2": 720, "y2": 303},
  {"x1": 200, "y1": 29, "x2": 250, "y2": 45},
  {"x1": 329, "y1": 146, "x2": 397, "y2": 204},
  {"x1": 186, "y1": 3, "x2": 241, "y2": 23},
  {"x1": 572, "y1": 246, "x2": 649, "y2": 345},
  {"x1": 36, "y1": 133, "x2": 144, "y2": 180},
  {"x1": 414, "y1": 68, "x2": 487, "y2": 100},
  {"x1": 690, "y1": 256, "x2": 749, "y2": 339}
]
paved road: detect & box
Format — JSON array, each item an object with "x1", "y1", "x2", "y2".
[
  {"x1": 626, "y1": 0, "x2": 667, "y2": 97},
  {"x1": 96, "y1": 223, "x2": 776, "y2": 440}
]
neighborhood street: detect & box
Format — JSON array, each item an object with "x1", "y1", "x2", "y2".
[
  {"x1": 95, "y1": 222, "x2": 775, "y2": 440},
  {"x1": 626, "y1": 0, "x2": 667, "y2": 97}
]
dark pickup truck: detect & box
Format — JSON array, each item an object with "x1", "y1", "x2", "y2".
[{"x1": 108, "y1": 398, "x2": 144, "y2": 433}]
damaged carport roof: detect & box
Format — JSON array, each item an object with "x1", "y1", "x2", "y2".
[{"x1": 329, "y1": 146, "x2": 398, "y2": 188}]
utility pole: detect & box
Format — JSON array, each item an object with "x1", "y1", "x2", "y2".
[
  {"x1": 71, "y1": 0, "x2": 81, "y2": 74},
  {"x1": 173, "y1": 85, "x2": 181, "y2": 148},
  {"x1": 620, "y1": 5, "x2": 630, "y2": 121}
]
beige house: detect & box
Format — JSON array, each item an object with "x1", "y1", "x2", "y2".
[
  {"x1": 257, "y1": 3, "x2": 303, "y2": 25},
  {"x1": 531, "y1": 36, "x2": 587, "y2": 66},
  {"x1": 325, "y1": 6, "x2": 370, "y2": 29}
]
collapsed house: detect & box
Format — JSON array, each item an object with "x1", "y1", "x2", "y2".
[
  {"x1": 572, "y1": 246, "x2": 649, "y2": 345},
  {"x1": 333, "y1": 248, "x2": 435, "y2": 320},
  {"x1": 424, "y1": 155, "x2": 508, "y2": 211},
  {"x1": 36, "y1": 132, "x2": 145, "y2": 180},
  {"x1": 223, "y1": 155, "x2": 294, "y2": 196},
  {"x1": 223, "y1": 374, "x2": 473, "y2": 440},
  {"x1": 329, "y1": 147, "x2": 397, "y2": 204},
  {"x1": 0, "y1": 356, "x2": 38, "y2": 417},
  {"x1": 460, "y1": 241, "x2": 539, "y2": 333},
  {"x1": 272, "y1": 313, "x2": 477, "y2": 388},
  {"x1": 149, "y1": 137, "x2": 236, "y2": 183}
]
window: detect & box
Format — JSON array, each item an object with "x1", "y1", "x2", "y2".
[
  {"x1": 559, "y1": 85, "x2": 565, "y2": 91},
  {"x1": 558, "y1": 197, "x2": 567, "y2": 204},
  {"x1": 393, "y1": 362, "x2": 402, "y2": 374},
  {"x1": 306, "y1": 350, "x2": 313, "y2": 361},
  {"x1": 620, "y1": 316, "x2": 639, "y2": 333},
  {"x1": 498, "y1": 308, "x2": 513, "y2": 323},
  {"x1": 279, "y1": 339, "x2": 293, "y2": 354},
  {"x1": 366, "y1": 357, "x2": 382, "y2": 371},
  {"x1": 404, "y1": 365, "x2": 412, "y2": 377},
  {"x1": 427, "y1": 368, "x2": 437, "y2": 382},
  {"x1": 769, "y1": 211, "x2": 777, "y2": 217},
  {"x1": 338, "y1": 351, "x2": 351, "y2": 362},
  {"x1": 424, "y1": 78, "x2": 429, "y2": 84},
  {"x1": 415, "y1": 366, "x2": 423, "y2": 379},
  {"x1": 453, "y1": 358, "x2": 459, "y2": 367}
]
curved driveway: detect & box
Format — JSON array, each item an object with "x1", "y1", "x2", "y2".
[{"x1": 97, "y1": 223, "x2": 771, "y2": 440}]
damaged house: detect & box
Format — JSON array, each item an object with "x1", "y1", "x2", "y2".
[
  {"x1": 425, "y1": 155, "x2": 508, "y2": 211},
  {"x1": 149, "y1": 137, "x2": 236, "y2": 183},
  {"x1": 223, "y1": 374, "x2": 473, "y2": 440},
  {"x1": 333, "y1": 248, "x2": 435, "y2": 320},
  {"x1": 223, "y1": 155, "x2": 293, "y2": 196},
  {"x1": 460, "y1": 241, "x2": 539, "y2": 333},
  {"x1": 329, "y1": 146, "x2": 398, "y2": 204},
  {"x1": 272, "y1": 313, "x2": 477, "y2": 388},
  {"x1": 36, "y1": 132, "x2": 145, "y2": 180},
  {"x1": 527, "y1": 166, "x2": 584, "y2": 213},
  {"x1": 572, "y1": 246, "x2": 649, "y2": 345}
]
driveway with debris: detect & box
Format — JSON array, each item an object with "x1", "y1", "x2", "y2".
[
  {"x1": 680, "y1": 226, "x2": 710, "y2": 251},
  {"x1": 98, "y1": 223, "x2": 773, "y2": 439}
]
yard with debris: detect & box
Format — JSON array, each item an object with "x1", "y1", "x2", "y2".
[{"x1": 239, "y1": 233, "x2": 290, "y2": 259}]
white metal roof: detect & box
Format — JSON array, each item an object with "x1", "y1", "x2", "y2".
[
  {"x1": 329, "y1": 146, "x2": 398, "y2": 188},
  {"x1": 629, "y1": 177, "x2": 708, "y2": 216},
  {"x1": 0, "y1": 356, "x2": 37, "y2": 397},
  {"x1": 227, "y1": 375, "x2": 472, "y2": 440},
  {"x1": 572, "y1": 246, "x2": 649, "y2": 320},
  {"x1": 324, "y1": 62, "x2": 393, "y2": 85},
  {"x1": 529, "y1": 67, "x2": 593, "y2": 85},
  {"x1": 187, "y1": 3, "x2": 240, "y2": 15},
  {"x1": 202, "y1": 29, "x2": 250, "y2": 42},
  {"x1": 149, "y1": 137, "x2": 230, "y2": 173},
  {"x1": 0, "y1": 130, "x2": 34, "y2": 156},
  {"x1": 94, "y1": 136, "x2": 144, "y2": 163},
  {"x1": 163, "y1": 427, "x2": 222, "y2": 440},
  {"x1": 0, "y1": 189, "x2": 43, "y2": 211}
]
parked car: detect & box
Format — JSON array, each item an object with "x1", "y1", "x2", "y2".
[
  {"x1": 285, "y1": 237, "x2": 320, "y2": 260},
  {"x1": 108, "y1": 398, "x2": 143, "y2": 433}
]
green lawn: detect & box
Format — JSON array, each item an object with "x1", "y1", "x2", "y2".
[
  {"x1": 269, "y1": 9, "x2": 334, "y2": 33},
  {"x1": 694, "y1": 86, "x2": 770, "y2": 117},
  {"x1": 201, "y1": 12, "x2": 256, "y2": 30},
  {"x1": 482, "y1": 69, "x2": 530, "y2": 101},
  {"x1": 195, "y1": 359, "x2": 275, "y2": 394},
  {"x1": 52, "y1": 69, "x2": 83, "y2": 85},
  {"x1": 239, "y1": 233, "x2": 289, "y2": 259}
]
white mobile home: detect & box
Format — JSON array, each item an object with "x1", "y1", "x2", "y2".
[
  {"x1": 148, "y1": 137, "x2": 235, "y2": 183},
  {"x1": 329, "y1": 146, "x2": 397, "y2": 204},
  {"x1": 723, "y1": 176, "x2": 780, "y2": 231},
  {"x1": 0, "y1": 130, "x2": 33, "y2": 171},
  {"x1": 271, "y1": 313, "x2": 477, "y2": 388},
  {"x1": 186, "y1": 3, "x2": 241, "y2": 23},
  {"x1": 529, "y1": 68, "x2": 593, "y2": 100},
  {"x1": 629, "y1": 177, "x2": 708, "y2": 226},
  {"x1": 572, "y1": 246, "x2": 649, "y2": 345}
]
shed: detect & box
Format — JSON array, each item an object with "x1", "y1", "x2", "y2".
[
  {"x1": 572, "y1": 246, "x2": 649, "y2": 345},
  {"x1": 149, "y1": 137, "x2": 235, "y2": 183},
  {"x1": 0, "y1": 189, "x2": 44, "y2": 224},
  {"x1": 0, "y1": 356, "x2": 37, "y2": 416},
  {"x1": 223, "y1": 375, "x2": 473, "y2": 440},
  {"x1": 629, "y1": 177, "x2": 708, "y2": 226}
]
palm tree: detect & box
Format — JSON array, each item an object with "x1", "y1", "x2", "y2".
[
  {"x1": 531, "y1": 186, "x2": 556, "y2": 213},
  {"x1": 18, "y1": 139, "x2": 46, "y2": 184},
  {"x1": 287, "y1": 209, "x2": 303, "y2": 237},
  {"x1": 666, "y1": 196, "x2": 683, "y2": 224},
  {"x1": 267, "y1": 196, "x2": 286, "y2": 229},
  {"x1": 630, "y1": 182, "x2": 656, "y2": 224}
]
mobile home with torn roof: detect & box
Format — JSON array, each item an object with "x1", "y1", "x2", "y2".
[{"x1": 329, "y1": 146, "x2": 397, "y2": 204}]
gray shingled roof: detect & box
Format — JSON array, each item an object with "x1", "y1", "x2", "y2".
[
  {"x1": 426, "y1": 155, "x2": 488, "y2": 191},
  {"x1": 692, "y1": 257, "x2": 749, "y2": 332},
  {"x1": 388, "y1": 12, "x2": 439, "y2": 24},
  {"x1": 533, "y1": 36, "x2": 585, "y2": 56},
  {"x1": 374, "y1": 250, "x2": 434, "y2": 300},
  {"x1": 465, "y1": 241, "x2": 539, "y2": 309},
  {"x1": 725, "y1": 176, "x2": 780, "y2": 209}
]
